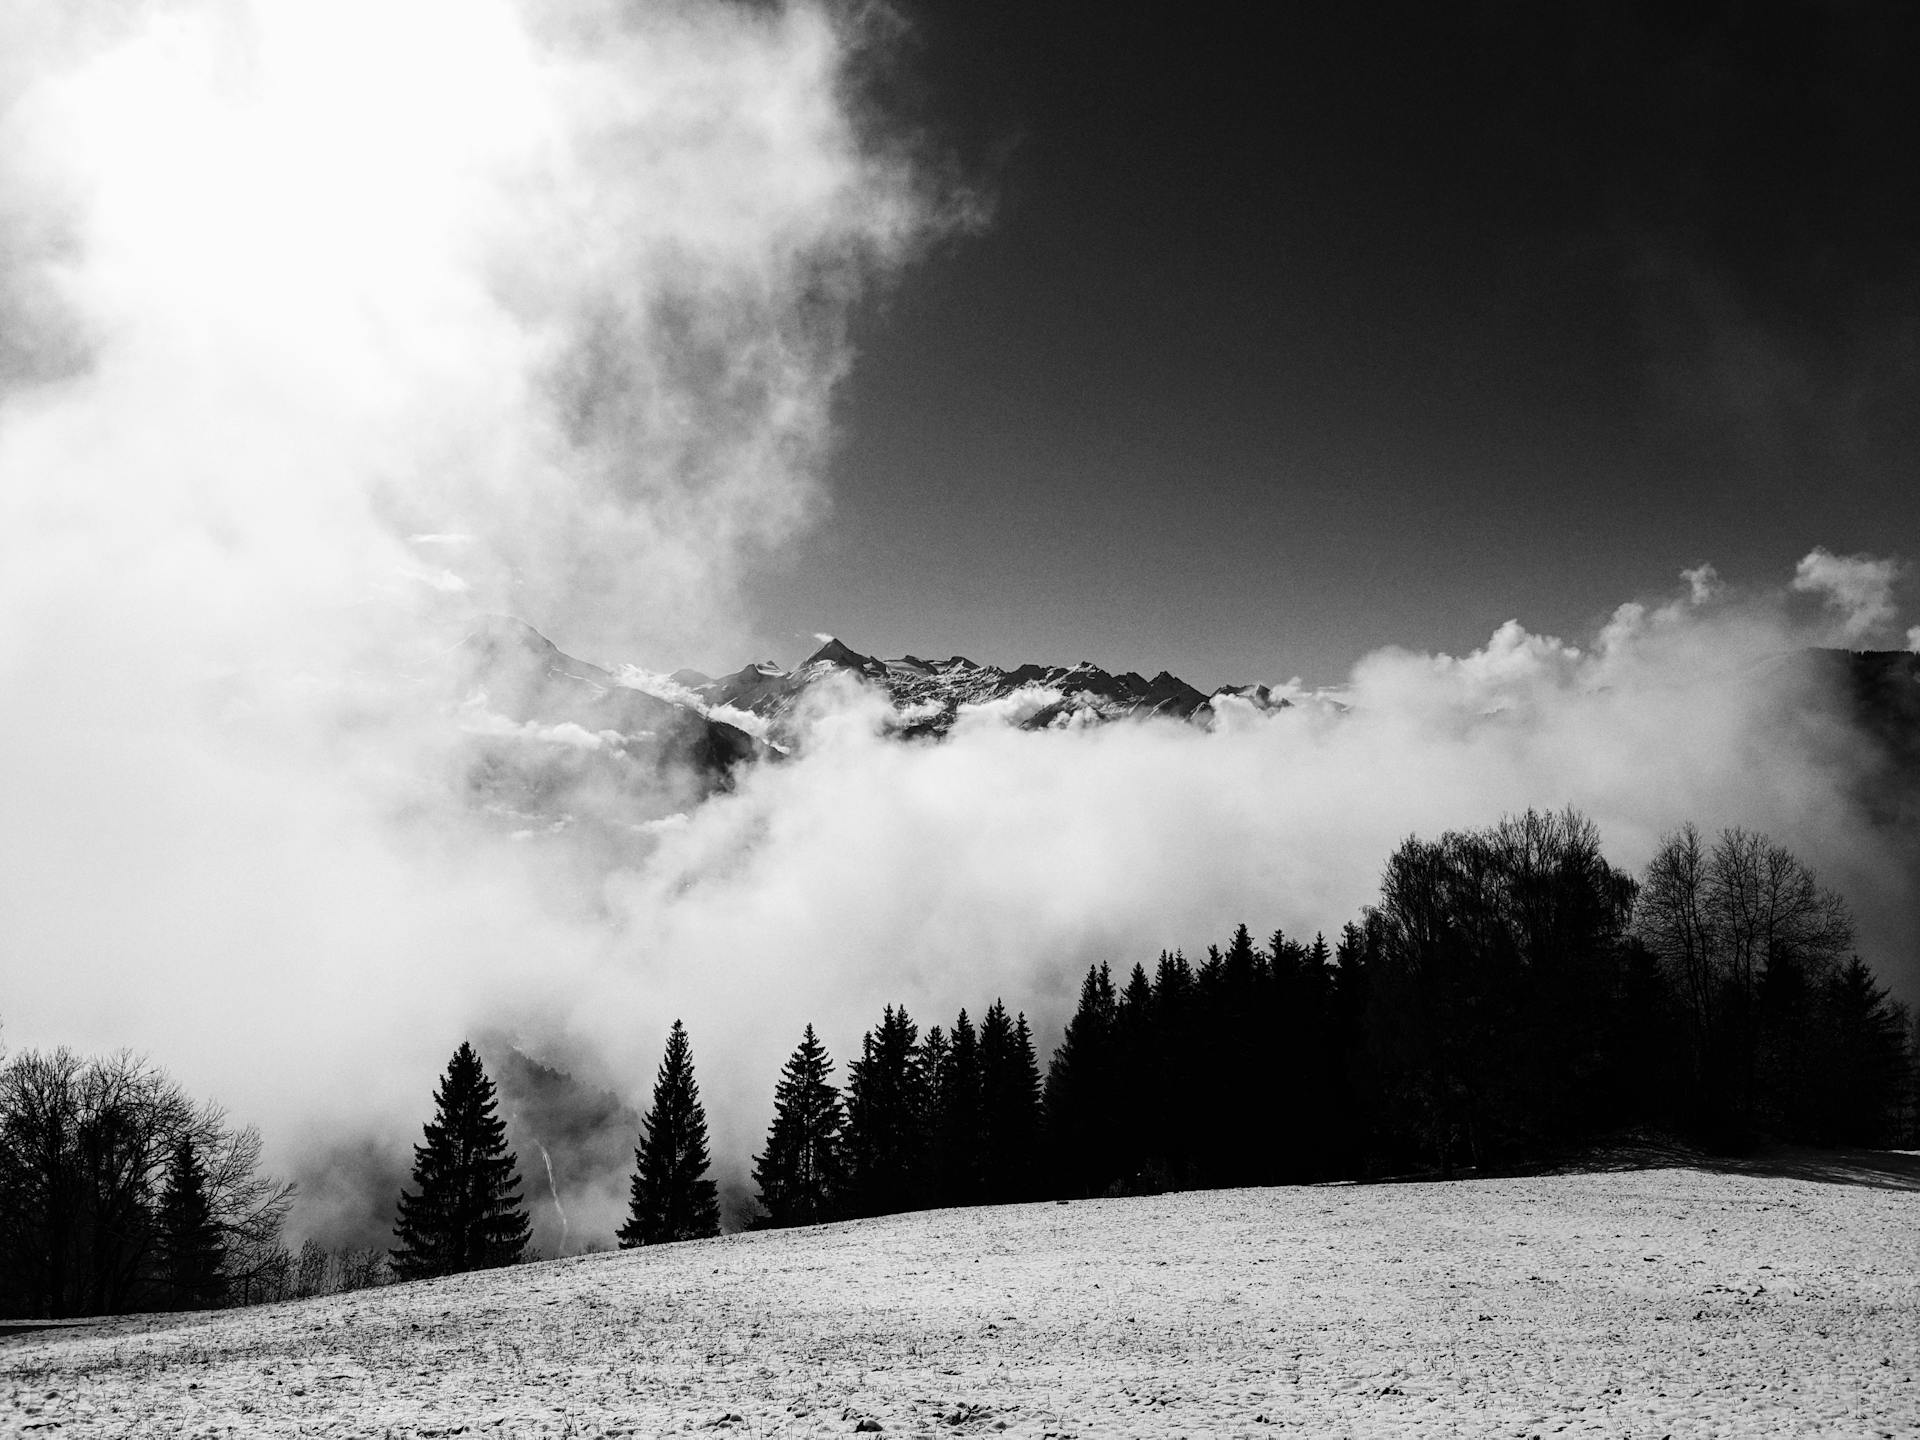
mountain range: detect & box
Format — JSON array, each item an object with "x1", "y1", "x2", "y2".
[
  {"x1": 449, "y1": 615, "x2": 1920, "y2": 836},
  {"x1": 668, "y1": 635, "x2": 1290, "y2": 742}
]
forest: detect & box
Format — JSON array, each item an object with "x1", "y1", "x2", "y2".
[{"x1": 3, "y1": 810, "x2": 1914, "y2": 1315}]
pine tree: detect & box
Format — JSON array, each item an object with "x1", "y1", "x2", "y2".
[
  {"x1": 751, "y1": 1025, "x2": 845, "y2": 1227},
  {"x1": 841, "y1": 1005, "x2": 925, "y2": 1217},
  {"x1": 979, "y1": 1001, "x2": 1042, "y2": 1203},
  {"x1": 1149, "y1": 950, "x2": 1199, "y2": 1185},
  {"x1": 1814, "y1": 957, "x2": 1910, "y2": 1145},
  {"x1": 1044, "y1": 963, "x2": 1121, "y2": 1196},
  {"x1": 157, "y1": 1138, "x2": 225, "y2": 1309},
  {"x1": 620, "y1": 1021, "x2": 720, "y2": 1246},
  {"x1": 930, "y1": 1009, "x2": 985, "y2": 1207},
  {"x1": 1115, "y1": 964, "x2": 1156, "y2": 1186},
  {"x1": 920, "y1": 1026, "x2": 951, "y2": 1125},
  {"x1": 391, "y1": 1042, "x2": 531, "y2": 1280}
]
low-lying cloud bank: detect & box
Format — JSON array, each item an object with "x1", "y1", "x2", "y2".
[
  {"x1": 0, "y1": 2, "x2": 1914, "y2": 1249},
  {"x1": 594, "y1": 565, "x2": 1915, "y2": 1224}
]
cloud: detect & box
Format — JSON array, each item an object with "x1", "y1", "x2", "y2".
[
  {"x1": 0, "y1": 0, "x2": 931, "y2": 1240},
  {"x1": 1792, "y1": 546, "x2": 1905, "y2": 644},
  {"x1": 1682, "y1": 563, "x2": 1721, "y2": 605},
  {"x1": 570, "y1": 563, "x2": 1918, "y2": 1229}
]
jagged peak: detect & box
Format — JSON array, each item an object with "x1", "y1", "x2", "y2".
[{"x1": 801, "y1": 636, "x2": 875, "y2": 670}]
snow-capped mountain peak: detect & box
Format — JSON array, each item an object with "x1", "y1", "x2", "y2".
[{"x1": 674, "y1": 635, "x2": 1272, "y2": 739}]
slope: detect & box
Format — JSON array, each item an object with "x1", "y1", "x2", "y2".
[{"x1": 5, "y1": 1165, "x2": 1915, "y2": 1437}]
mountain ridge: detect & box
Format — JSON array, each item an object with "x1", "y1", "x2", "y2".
[
  {"x1": 435, "y1": 618, "x2": 1920, "y2": 852},
  {"x1": 452, "y1": 616, "x2": 1920, "y2": 800},
  {"x1": 682, "y1": 633, "x2": 1286, "y2": 741}
]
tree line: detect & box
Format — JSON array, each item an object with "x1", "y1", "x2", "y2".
[
  {"x1": 386, "y1": 1001, "x2": 1047, "y2": 1276},
  {"x1": 386, "y1": 810, "x2": 1917, "y2": 1280},
  {"x1": 8, "y1": 809, "x2": 1915, "y2": 1308},
  {"x1": 1045, "y1": 811, "x2": 1914, "y2": 1193}
]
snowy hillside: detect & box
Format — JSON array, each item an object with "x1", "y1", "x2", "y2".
[{"x1": 5, "y1": 1164, "x2": 1915, "y2": 1436}]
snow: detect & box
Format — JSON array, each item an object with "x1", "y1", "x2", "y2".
[{"x1": 5, "y1": 1167, "x2": 1916, "y2": 1437}]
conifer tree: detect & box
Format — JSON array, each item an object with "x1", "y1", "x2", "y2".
[
  {"x1": 621, "y1": 1020, "x2": 720, "y2": 1246},
  {"x1": 1813, "y1": 957, "x2": 1911, "y2": 1145},
  {"x1": 1149, "y1": 950, "x2": 1199, "y2": 1184},
  {"x1": 841, "y1": 1005, "x2": 925, "y2": 1217},
  {"x1": 751, "y1": 1024, "x2": 845, "y2": 1227},
  {"x1": 979, "y1": 1001, "x2": 1042, "y2": 1203},
  {"x1": 930, "y1": 1009, "x2": 985, "y2": 1207},
  {"x1": 392, "y1": 1042, "x2": 530, "y2": 1280},
  {"x1": 1115, "y1": 965, "x2": 1156, "y2": 1184},
  {"x1": 1014, "y1": 1013, "x2": 1043, "y2": 1119},
  {"x1": 157, "y1": 1137, "x2": 225, "y2": 1309},
  {"x1": 1044, "y1": 963, "x2": 1121, "y2": 1195},
  {"x1": 920, "y1": 1026, "x2": 950, "y2": 1119}
]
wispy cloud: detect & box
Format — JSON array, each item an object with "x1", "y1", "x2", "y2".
[{"x1": 1792, "y1": 546, "x2": 1905, "y2": 644}]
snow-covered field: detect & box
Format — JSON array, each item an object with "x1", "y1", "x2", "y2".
[{"x1": 5, "y1": 1165, "x2": 1916, "y2": 1438}]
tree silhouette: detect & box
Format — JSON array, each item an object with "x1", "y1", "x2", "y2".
[
  {"x1": 620, "y1": 1021, "x2": 720, "y2": 1246},
  {"x1": 0, "y1": 1049, "x2": 290, "y2": 1317},
  {"x1": 979, "y1": 1001, "x2": 1042, "y2": 1203},
  {"x1": 1044, "y1": 963, "x2": 1121, "y2": 1195},
  {"x1": 1812, "y1": 956, "x2": 1910, "y2": 1145},
  {"x1": 930, "y1": 1009, "x2": 985, "y2": 1207},
  {"x1": 752, "y1": 1024, "x2": 844, "y2": 1227},
  {"x1": 391, "y1": 1042, "x2": 529, "y2": 1280},
  {"x1": 157, "y1": 1138, "x2": 224, "y2": 1309},
  {"x1": 1638, "y1": 823, "x2": 1857, "y2": 1137},
  {"x1": 842, "y1": 1005, "x2": 925, "y2": 1217}
]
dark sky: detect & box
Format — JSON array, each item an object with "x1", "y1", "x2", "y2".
[{"x1": 749, "y1": 0, "x2": 1920, "y2": 689}]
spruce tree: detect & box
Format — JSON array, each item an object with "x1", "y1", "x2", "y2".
[
  {"x1": 1115, "y1": 964, "x2": 1156, "y2": 1184},
  {"x1": 751, "y1": 1024, "x2": 845, "y2": 1227},
  {"x1": 1044, "y1": 963, "x2": 1121, "y2": 1196},
  {"x1": 157, "y1": 1138, "x2": 225, "y2": 1309},
  {"x1": 979, "y1": 1001, "x2": 1042, "y2": 1203},
  {"x1": 841, "y1": 1005, "x2": 925, "y2": 1217},
  {"x1": 392, "y1": 1042, "x2": 531, "y2": 1280},
  {"x1": 620, "y1": 1021, "x2": 720, "y2": 1245},
  {"x1": 1814, "y1": 957, "x2": 1910, "y2": 1145},
  {"x1": 930, "y1": 1009, "x2": 985, "y2": 1207},
  {"x1": 1149, "y1": 950, "x2": 1199, "y2": 1185}
]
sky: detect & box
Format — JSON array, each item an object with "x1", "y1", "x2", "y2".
[{"x1": 742, "y1": 0, "x2": 1920, "y2": 689}]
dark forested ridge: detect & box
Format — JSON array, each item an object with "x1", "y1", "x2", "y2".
[
  {"x1": 751, "y1": 810, "x2": 1917, "y2": 1223},
  {"x1": 3, "y1": 810, "x2": 1914, "y2": 1315}
]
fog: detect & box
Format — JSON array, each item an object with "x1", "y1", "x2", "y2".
[
  {"x1": 0, "y1": 0, "x2": 927, "y2": 1243},
  {"x1": 1, "y1": 1, "x2": 1914, "y2": 1249}
]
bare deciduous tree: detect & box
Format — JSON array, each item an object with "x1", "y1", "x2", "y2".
[
  {"x1": 1636, "y1": 825, "x2": 1856, "y2": 1128},
  {"x1": 0, "y1": 1049, "x2": 292, "y2": 1317}
]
